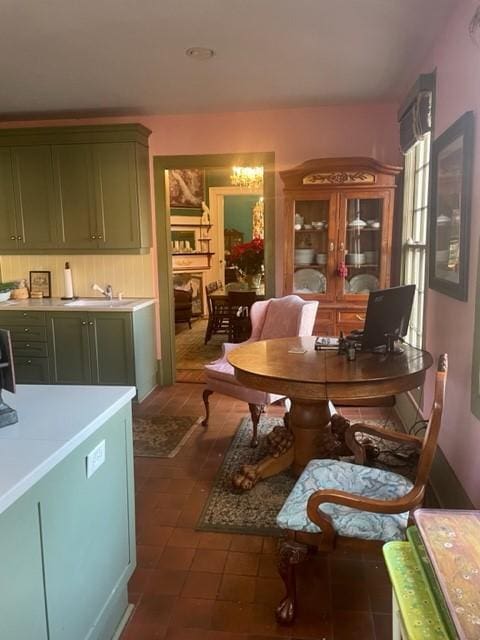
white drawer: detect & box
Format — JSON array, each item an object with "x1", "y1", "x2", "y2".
[{"x1": 172, "y1": 254, "x2": 211, "y2": 270}]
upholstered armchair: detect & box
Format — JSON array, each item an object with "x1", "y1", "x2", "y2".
[
  {"x1": 202, "y1": 295, "x2": 319, "y2": 447},
  {"x1": 275, "y1": 354, "x2": 447, "y2": 625}
]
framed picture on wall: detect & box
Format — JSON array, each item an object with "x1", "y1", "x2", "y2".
[
  {"x1": 169, "y1": 169, "x2": 204, "y2": 208},
  {"x1": 429, "y1": 111, "x2": 474, "y2": 301},
  {"x1": 29, "y1": 270, "x2": 52, "y2": 298}
]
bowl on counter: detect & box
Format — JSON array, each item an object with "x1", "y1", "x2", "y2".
[
  {"x1": 0, "y1": 291, "x2": 11, "y2": 303},
  {"x1": 315, "y1": 253, "x2": 327, "y2": 265},
  {"x1": 294, "y1": 248, "x2": 315, "y2": 265},
  {"x1": 312, "y1": 220, "x2": 327, "y2": 230}
]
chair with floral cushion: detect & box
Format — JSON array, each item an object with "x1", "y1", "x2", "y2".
[
  {"x1": 275, "y1": 354, "x2": 447, "y2": 625},
  {"x1": 202, "y1": 295, "x2": 318, "y2": 447}
]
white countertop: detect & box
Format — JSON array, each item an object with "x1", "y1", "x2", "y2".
[
  {"x1": 0, "y1": 297, "x2": 156, "y2": 312},
  {"x1": 0, "y1": 384, "x2": 136, "y2": 515}
]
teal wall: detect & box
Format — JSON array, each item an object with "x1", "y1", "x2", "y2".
[{"x1": 224, "y1": 195, "x2": 257, "y2": 242}]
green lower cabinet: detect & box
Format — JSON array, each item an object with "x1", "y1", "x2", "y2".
[
  {"x1": 89, "y1": 313, "x2": 135, "y2": 386},
  {"x1": 14, "y1": 355, "x2": 50, "y2": 383},
  {"x1": 0, "y1": 403, "x2": 135, "y2": 640},
  {"x1": 48, "y1": 313, "x2": 92, "y2": 384},
  {"x1": 40, "y1": 407, "x2": 134, "y2": 640},
  {"x1": 0, "y1": 306, "x2": 157, "y2": 396},
  {"x1": 0, "y1": 493, "x2": 48, "y2": 640}
]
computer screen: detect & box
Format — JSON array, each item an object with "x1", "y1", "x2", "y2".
[
  {"x1": 0, "y1": 328, "x2": 16, "y2": 393},
  {"x1": 361, "y1": 284, "x2": 416, "y2": 351}
]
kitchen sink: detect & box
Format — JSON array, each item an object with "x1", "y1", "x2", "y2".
[{"x1": 65, "y1": 298, "x2": 138, "y2": 307}]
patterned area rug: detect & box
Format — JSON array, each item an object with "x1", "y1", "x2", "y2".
[
  {"x1": 197, "y1": 415, "x2": 418, "y2": 535},
  {"x1": 133, "y1": 415, "x2": 202, "y2": 458},
  {"x1": 175, "y1": 318, "x2": 225, "y2": 371}
]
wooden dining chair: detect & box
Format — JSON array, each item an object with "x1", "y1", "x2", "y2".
[
  {"x1": 227, "y1": 290, "x2": 257, "y2": 342},
  {"x1": 274, "y1": 354, "x2": 448, "y2": 625},
  {"x1": 204, "y1": 281, "x2": 230, "y2": 344}
]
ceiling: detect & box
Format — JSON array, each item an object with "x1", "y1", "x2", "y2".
[{"x1": 0, "y1": 0, "x2": 457, "y2": 120}]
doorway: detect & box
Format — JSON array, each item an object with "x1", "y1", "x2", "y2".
[{"x1": 153, "y1": 152, "x2": 275, "y2": 385}]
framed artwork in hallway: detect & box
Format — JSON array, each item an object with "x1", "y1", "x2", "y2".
[{"x1": 169, "y1": 168, "x2": 204, "y2": 208}]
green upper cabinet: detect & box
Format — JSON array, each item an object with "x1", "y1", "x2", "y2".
[
  {"x1": 52, "y1": 144, "x2": 97, "y2": 249},
  {"x1": 0, "y1": 124, "x2": 152, "y2": 254},
  {"x1": 0, "y1": 148, "x2": 17, "y2": 250},
  {"x1": 11, "y1": 145, "x2": 58, "y2": 250},
  {"x1": 93, "y1": 143, "x2": 140, "y2": 250}
]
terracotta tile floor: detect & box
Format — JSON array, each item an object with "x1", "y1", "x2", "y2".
[{"x1": 121, "y1": 383, "x2": 395, "y2": 640}]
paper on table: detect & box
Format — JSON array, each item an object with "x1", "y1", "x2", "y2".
[{"x1": 288, "y1": 347, "x2": 307, "y2": 354}]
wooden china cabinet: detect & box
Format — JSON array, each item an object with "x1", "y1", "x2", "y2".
[{"x1": 281, "y1": 158, "x2": 401, "y2": 336}]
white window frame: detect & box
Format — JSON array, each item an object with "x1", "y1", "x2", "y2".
[{"x1": 401, "y1": 132, "x2": 431, "y2": 348}]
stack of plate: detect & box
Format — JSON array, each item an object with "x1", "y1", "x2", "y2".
[
  {"x1": 294, "y1": 249, "x2": 314, "y2": 265},
  {"x1": 345, "y1": 253, "x2": 366, "y2": 265}
]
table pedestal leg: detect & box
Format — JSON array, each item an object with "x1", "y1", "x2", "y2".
[
  {"x1": 231, "y1": 399, "x2": 351, "y2": 490},
  {"x1": 289, "y1": 398, "x2": 336, "y2": 475}
]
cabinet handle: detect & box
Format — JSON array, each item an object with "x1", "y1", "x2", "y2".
[
  {"x1": 339, "y1": 242, "x2": 344, "y2": 251},
  {"x1": 22, "y1": 312, "x2": 28, "y2": 317},
  {"x1": 24, "y1": 328, "x2": 30, "y2": 333},
  {"x1": 91, "y1": 235, "x2": 97, "y2": 240},
  {"x1": 97, "y1": 234, "x2": 103, "y2": 239},
  {"x1": 25, "y1": 343, "x2": 30, "y2": 347},
  {"x1": 355, "y1": 314, "x2": 366, "y2": 321},
  {"x1": 10, "y1": 235, "x2": 16, "y2": 241},
  {"x1": 17, "y1": 236, "x2": 23, "y2": 241},
  {"x1": 26, "y1": 360, "x2": 32, "y2": 365},
  {"x1": 81, "y1": 321, "x2": 87, "y2": 325},
  {"x1": 329, "y1": 241, "x2": 335, "y2": 252},
  {"x1": 88, "y1": 321, "x2": 94, "y2": 326}
]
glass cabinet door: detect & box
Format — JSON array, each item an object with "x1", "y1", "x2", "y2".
[
  {"x1": 292, "y1": 198, "x2": 333, "y2": 297},
  {"x1": 339, "y1": 195, "x2": 386, "y2": 297}
]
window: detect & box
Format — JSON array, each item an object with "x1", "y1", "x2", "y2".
[
  {"x1": 401, "y1": 132, "x2": 431, "y2": 348},
  {"x1": 397, "y1": 72, "x2": 435, "y2": 349}
]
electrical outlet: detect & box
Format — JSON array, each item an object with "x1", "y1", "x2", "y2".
[{"x1": 86, "y1": 440, "x2": 106, "y2": 479}]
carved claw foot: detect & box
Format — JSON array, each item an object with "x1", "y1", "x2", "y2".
[
  {"x1": 330, "y1": 413, "x2": 353, "y2": 457},
  {"x1": 275, "y1": 539, "x2": 308, "y2": 625},
  {"x1": 232, "y1": 464, "x2": 260, "y2": 491},
  {"x1": 266, "y1": 425, "x2": 294, "y2": 458},
  {"x1": 276, "y1": 596, "x2": 296, "y2": 626}
]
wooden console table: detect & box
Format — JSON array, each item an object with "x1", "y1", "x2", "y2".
[{"x1": 228, "y1": 337, "x2": 432, "y2": 489}]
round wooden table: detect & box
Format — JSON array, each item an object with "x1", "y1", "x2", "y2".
[{"x1": 228, "y1": 336, "x2": 433, "y2": 489}]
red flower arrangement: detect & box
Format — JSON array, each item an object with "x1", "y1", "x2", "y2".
[{"x1": 230, "y1": 237, "x2": 264, "y2": 275}]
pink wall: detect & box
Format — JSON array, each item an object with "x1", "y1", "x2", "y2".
[
  {"x1": 408, "y1": 0, "x2": 480, "y2": 505},
  {"x1": 0, "y1": 103, "x2": 400, "y2": 292}
]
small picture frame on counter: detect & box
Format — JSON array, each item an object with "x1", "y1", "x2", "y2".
[{"x1": 29, "y1": 270, "x2": 51, "y2": 298}]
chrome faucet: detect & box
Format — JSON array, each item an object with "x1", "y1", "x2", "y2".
[{"x1": 92, "y1": 283, "x2": 113, "y2": 300}]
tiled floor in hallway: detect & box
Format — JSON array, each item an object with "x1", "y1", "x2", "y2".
[{"x1": 121, "y1": 382, "x2": 394, "y2": 640}]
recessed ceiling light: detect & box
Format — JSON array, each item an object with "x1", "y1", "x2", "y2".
[{"x1": 185, "y1": 47, "x2": 215, "y2": 60}]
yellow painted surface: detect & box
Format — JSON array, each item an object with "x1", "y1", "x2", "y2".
[{"x1": 0, "y1": 254, "x2": 155, "y2": 298}]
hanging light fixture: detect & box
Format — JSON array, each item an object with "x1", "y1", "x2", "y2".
[{"x1": 230, "y1": 166, "x2": 264, "y2": 190}]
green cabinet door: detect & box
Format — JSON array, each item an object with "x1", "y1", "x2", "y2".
[
  {"x1": 52, "y1": 144, "x2": 97, "y2": 249},
  {"x1": 48, "y1": 313, "x2": 92, "y2": 384},
  {"x1": 0, "y1": 493, "x2": 49, "y2": 640},
  {"x1": 38, "y1": 409, "x2": 133, "y2": 640},
  {"x1": 93, "y1": 142, "x2": 140, "y2": 249},
  {"x1": 11, "y1": 145, "x2": 58, "y2": 249},
  {"x1": 0, "y1": 148, "x2": 18, "y2": 250},
  {"x1": 89, "y1": 313, "x2": 135, "y2": 385}
]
